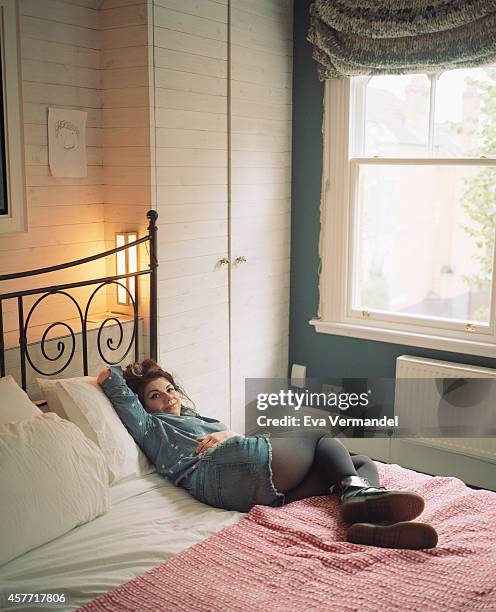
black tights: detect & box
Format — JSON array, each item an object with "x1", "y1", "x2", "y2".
[{"x1": 269, "y1": 431, "x2": 380, "y2": 504}]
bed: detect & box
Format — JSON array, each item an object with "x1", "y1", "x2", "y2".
[
  {"x1": 1, "y1": 211, "x2": 495, "y2": 612},
  {"x1": 0, "y1": 473, "x2": 244, "y2": 611}
]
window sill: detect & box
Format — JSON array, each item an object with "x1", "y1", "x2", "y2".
[{"x1": 309, "y1": 319, "x2": 496, "y2": 358}]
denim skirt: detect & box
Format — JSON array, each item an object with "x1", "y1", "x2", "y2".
[{"x1": 186, "y1": 435, "x2": 285, "y2": 513}]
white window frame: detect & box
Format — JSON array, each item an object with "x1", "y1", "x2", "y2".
[
  {"x1": 310, "y1": 77, "x2": 496, "y2": 358},
  {"x1": 0, "y1": 0, "x2": 26, "y2": 235}
]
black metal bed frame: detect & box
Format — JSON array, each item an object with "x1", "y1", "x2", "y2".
[{"x1": 0, "y1": 210, "x2": 158, "y2": 391}]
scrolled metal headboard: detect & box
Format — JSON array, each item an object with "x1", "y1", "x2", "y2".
[{"x1": 0, "y1": 210, "x2": 158, "y2": 391}]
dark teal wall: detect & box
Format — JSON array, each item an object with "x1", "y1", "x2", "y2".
[{"x1": 289, "y1": 0, "x2": 496, "y2": 378}]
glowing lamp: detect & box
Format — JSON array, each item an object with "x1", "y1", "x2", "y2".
[{"x1": 115, "y1": 232, "x2": 138, "y2": 305}]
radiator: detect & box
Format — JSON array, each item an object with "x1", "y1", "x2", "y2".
[{"x1": 394, "y1": 355, "x2": 496, "y2": 463}]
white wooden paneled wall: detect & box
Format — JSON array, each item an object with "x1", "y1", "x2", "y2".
[
  {"x1": 2, "y1": 0, "x2": 152, "y2": 369},
  {"x1": 0, "y1": 0, "x2": 106, "y2": 343},
  {"x1": 153, "y1": 0, "x2": 230, "y2": 422},
  {"x1": 153, "y1": 0, "x2": 293, "y2": 426},
  {"x1": 100, "y1": 0, "x2": 152, "y2": 355},
  {"x1": 229, "y1": 0, "x2": 293, "y2": 431}
]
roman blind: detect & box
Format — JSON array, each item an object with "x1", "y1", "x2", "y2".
[{"x1": 308, "y1": 1, "x2": 496, "y2": 80}]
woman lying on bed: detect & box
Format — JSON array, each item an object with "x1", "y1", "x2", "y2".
[{"x1": 97, "y1": 360, "x2": 438, "y2": 550}]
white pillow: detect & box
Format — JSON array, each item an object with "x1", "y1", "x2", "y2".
[
  {"x1": 0, "y1": 412, "x2": 110, "y2": 565},
  {"x1": 0, "y1": 375, "x2": 41, "y2": 422},
  {"x1": 38, "y1": 376, "x2": 155, "y2": 485},
  {"x1": 36, "y1": 377, "x2": 69, "y2": 419}
]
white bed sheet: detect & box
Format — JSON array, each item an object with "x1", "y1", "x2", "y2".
[{"x1": 0, "y1": 472, "x2": 245, "y2": 611}]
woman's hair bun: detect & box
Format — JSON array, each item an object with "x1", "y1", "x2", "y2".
[
  {"x1": 125, "y1": 358, "x2": 162, "y2": 380},
  {"x1": 123, "y1": 359, "x2": 176, "y2": 395}
]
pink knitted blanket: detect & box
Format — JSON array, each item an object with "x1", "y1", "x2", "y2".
[{"x1": 80, "y1": 463, "x2": 496, "y2": 611}]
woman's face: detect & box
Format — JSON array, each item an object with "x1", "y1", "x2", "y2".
[{"x1": 143, "y1": 377, "x2": 181, "y2": 415}]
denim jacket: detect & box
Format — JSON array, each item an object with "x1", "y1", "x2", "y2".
[{"x1": 100, "y1": 366, "x2": 228, "y2": 486}]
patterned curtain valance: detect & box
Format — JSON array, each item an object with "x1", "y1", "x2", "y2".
[{"x1": 307, "y1": 1, "x2": 496, "y2": 80}]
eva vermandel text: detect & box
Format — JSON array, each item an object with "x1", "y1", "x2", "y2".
[{"x1": 256, "y1": 415, "x2": 399, "y2": 428}]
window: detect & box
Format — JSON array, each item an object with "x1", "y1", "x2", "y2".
[
  {"x1": 311, "y1": 67, "x2": 496, "y2": 357},
  {"x1": 0, "y1": 0, "x2": 26, "y2": 234}
]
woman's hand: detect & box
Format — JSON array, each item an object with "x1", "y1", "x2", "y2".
[
  {"x1": 96, "y1": 368, "x2": 110, "y2": 386},
  {"x1": 196, "y1": 430, "x2": 242, "y2": 454}
]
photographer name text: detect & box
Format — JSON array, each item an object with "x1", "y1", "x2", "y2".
[{"x1": 256, "y1": 415, "x2": 399, "y2": 428}]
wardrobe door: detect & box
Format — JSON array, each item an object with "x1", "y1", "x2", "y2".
[
  {"x1": 153, "y1": 0, "x2": 231, "y2": 424},
  {"x1": 229, "y1": 1, "x2": 294, "y2": 433}
]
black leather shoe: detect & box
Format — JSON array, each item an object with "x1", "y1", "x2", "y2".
[
  {"x1": 347, "y1": 521, "x2": 438, "y2": 549},
  {"x1": 340, "y1": 475, "x2": 425, "y2": 524}
]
